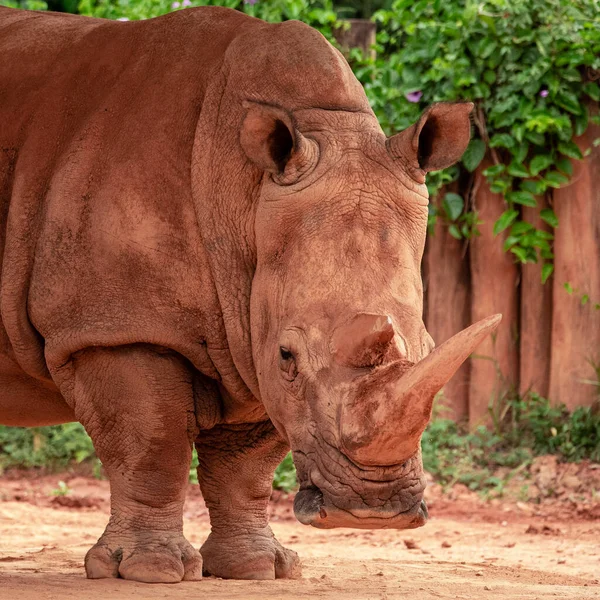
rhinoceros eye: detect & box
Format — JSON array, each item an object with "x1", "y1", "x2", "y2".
[
  {"x1": 279, "y1": 347, "x2": 298, "y2": 381},
  {"x1": 280, "y1": 347, "x2": 293, "y2": 361}
]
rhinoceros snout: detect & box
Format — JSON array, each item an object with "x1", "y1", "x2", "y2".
[{"x1": 293, "y1": 484, "x2": 428, "y2": 530}]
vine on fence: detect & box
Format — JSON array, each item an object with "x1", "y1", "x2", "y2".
[{"x1": 350, "y1": 0, "x2": 600, "y2": 282}]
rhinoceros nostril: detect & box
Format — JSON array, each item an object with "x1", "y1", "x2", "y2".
[{"x1": 293, "y1": 486, "x2": 324, "y2": 525}]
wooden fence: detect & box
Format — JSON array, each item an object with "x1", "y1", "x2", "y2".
[{"x1": 423, "y1": 122, "x2": 600, "y2": 425}]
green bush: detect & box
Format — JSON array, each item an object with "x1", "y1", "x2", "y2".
[
  {"x1": 272, "y1": 451, "x2": 297, "y2": 492},
  {"x1": 499, "y1": 392, "x2": 600, "y2": 461},
  {"x1": 0, "y1": 423, "x2": 298, "y2": 490},
  {"x1": 421, "y1": 418, "x2": 533, "y2": 492},
  {"x1": 0, "y1": 422, "x2": 94, "y2": 472},
  {"x1": 423, "y1": 392, "x2": 600, "y2": 493}
]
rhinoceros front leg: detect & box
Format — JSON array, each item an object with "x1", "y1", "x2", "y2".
[
  {"x1": 195, "y1": 421, "x2": 301, "y2": 579},
  {"x1": 63, "y1": 345, "x2": 202, "y2": 583}
]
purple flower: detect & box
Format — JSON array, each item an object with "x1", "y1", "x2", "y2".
[
  {"x1": 244, "y1": 0, "x2": 258, "y2": 5},
  {"x1": 540, "y1": 89, "x2": 549, "y2": 98},
  {"x1": 171, "y1": 1, "x2": 180, "y2": 7},
  {"x1": 182, "y1": 0, "x2": 192, "y2": 5},
  {"x1": 405, "y1": 90, "x2": 423, "y2": 103}
]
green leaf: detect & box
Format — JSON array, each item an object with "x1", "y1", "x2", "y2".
[
  {"x1": 557, "y1": 140, "x2": 583, "y2": 160},
  {"x1": 493, "y1": 209, "x2": 519, "y2": 235},
  {"x1": 564, "y1": 282, "x2": 573, "y2": 295},
  {"x1": 479, "y1": 39, "x2": 498, "y2": 59},
  {"x1": 520, "y1": 179, "x2": 547, "y2": 195},
  {"x1": 507, "y1": 191, "x2": 537, "y2": 207},
  {"x1": 483, "y1": 164, "x2": 506, "y2": 177},
  {"x1": 489, "y1": 134, "x2": 514, "y2": 149},
  {"x1": 510, "y1": 246, "x2": 529, "y2": 263},
  {"x1": 583, "y1": 82, "x2": 600, "y2": 102},
  {"x1": 448, "y1": 224, "x2": 462, "y2": 240},
  {"x1": 510, "y1": 221, "x2": 534, "y2": 236},
  {"x1": 513, "y1": 142, "x2": 530, "y2": 164},
  {"x1": 503, "y1": 235, "x2": 519, "y2": 251},
  {"x1": 442, "y1": 193, "x2": 464, "y2": 221},
  {"x1": 480, "y1": 14, "x2": 496, "y2": 33},
  {"x1": 540, "y1": 208, "x2": 559, "y2": 228},
  {"x1": 581, "y1": 294, "x2": 589, "y2": 306},
  {"x1": 555, "y1": 157, "x2": 573, "y2": 176},
  {"x1": 529, "y1": 155, "x2": 553, "y2": 176},
  {"x1": 525, "y1": 131, "x2": 545, "y2": 146},
  {"x1": 462, "y1": 138, "x2": 486, "y2": 172},
  {"x1": 541, "y1": 263, "x2": 554, "y2": 284},
  {"x1": 490, "y1": 179, "x2": 509, "y2": 193},
  {"x1": 541, "y1": 249, "x2": 554, "y2": 260},
  {"x1": 544, "y1": 171, "x2": 569, "y2": 188},
  {"x1": 507, "y1": 161, "x2": 529, "y2": 178},
  {"x1": 575, "y1": 108, "x2": 588, "y2": 137},
  {"x1": 555, "y1": 90, "x2": 582, "y2": 115},
  {"x1": 483, "y1": 70, "x2": 496, "y2": 85}
]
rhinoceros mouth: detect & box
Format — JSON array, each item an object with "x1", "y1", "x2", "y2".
[
  {"x1": 293, "y1": 484, "x2": 428, "y2": 530},
  {"x1": 291, "y1": 432, "x2": 427, "y2": 530}
]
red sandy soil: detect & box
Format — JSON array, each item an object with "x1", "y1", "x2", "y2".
[{"x1": 0, "y1": 472, "x2": 599, "y2": 600}]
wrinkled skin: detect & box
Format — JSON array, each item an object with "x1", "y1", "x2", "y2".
[{"x1": 0, "y1": 5, "x2": 499, "y2": 584}]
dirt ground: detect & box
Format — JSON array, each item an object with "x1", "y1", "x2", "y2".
[{"x1": 1, "y1": 474, "x2": 599, "y2": 600}]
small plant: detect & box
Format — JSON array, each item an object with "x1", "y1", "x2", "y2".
[
  {"x1": 0, "y1": 422, "x2": 95, "y2": 472},
  {"x1": 51, "y1": 481, "x2": 71, "y2": 496},
  {"x1": 189, "y1": 448, "x2": 199, "y2": 485},
  {"x1": 273, "y1": 452, "x2": 297, "y2": 492},
  {"x1": 495, "y1": 391, "x2": 600, "y2": 462},
  {"x1": 421, "y1": 390, "x2": 600, "y2": 494}
]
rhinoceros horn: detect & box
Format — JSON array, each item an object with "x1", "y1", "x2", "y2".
[
  {"x1": 339, "y1": 314, "x2": 502, "y2": 467},
  {"x1": 331, "y1": 313, "x2": 397, "y2": 368}
]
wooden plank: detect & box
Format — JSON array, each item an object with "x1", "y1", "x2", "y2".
[
  {"x1": 519, "y1": 200, "x2": 552, "y2": 398},
  {"x1": 469, "y1": 163, "x2": 520, "y2": 426},
  {"x1": 423, "y1": 191, "x2": 471, "y2": 421},
  {"x1": 333, "y1": 19, "x2": 377, "y2": 60},
  {"x1": 549, "y1": 121, "x2": 600, "y2": 410}
]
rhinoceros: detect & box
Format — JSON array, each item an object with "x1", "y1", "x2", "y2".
[{"x1": 0, "y1": 4, "x2": 500, "y2": 583}]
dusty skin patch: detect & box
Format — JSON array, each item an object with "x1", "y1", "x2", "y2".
[{"x1": 0, "y1": 476, "x2": 599, "y2": 600}]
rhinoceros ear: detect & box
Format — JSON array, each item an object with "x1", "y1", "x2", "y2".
[
  {"x1": 239, "y1": 101, "x2": 319, "y2": 183},
  {"x1": 387, "y1": 102, "x2": 473, "y2": 174}
]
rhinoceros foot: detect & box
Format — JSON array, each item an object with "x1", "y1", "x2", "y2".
[
  {"x1": 85, "y1": 530, "x2": 203, "y2": 583},
  {"x1": 200, "y1": 526, "x2": 301, "y2": 580}
]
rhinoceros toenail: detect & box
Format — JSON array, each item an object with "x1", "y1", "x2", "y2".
[{"x1": 112, "y1": 548, "x2": 123, "y2": 561}]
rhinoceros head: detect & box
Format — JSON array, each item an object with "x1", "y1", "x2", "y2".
[{"x1": 241, "y1": 100, "x2": 501, "y2": 529}]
